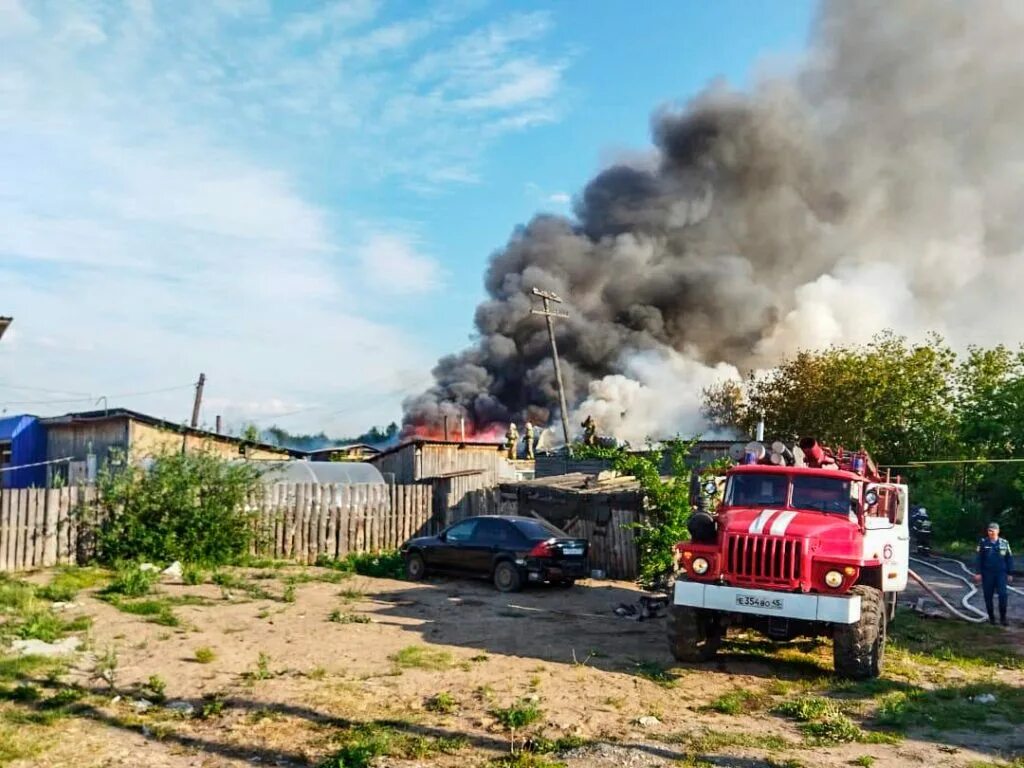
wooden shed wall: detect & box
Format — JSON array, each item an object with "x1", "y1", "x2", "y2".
[
  {"x1": 45, "y1": 420, "x2": 128, "y2": 463},
  {"x1": 417, "y1": 443, "x2": 510, "y2": 484}
]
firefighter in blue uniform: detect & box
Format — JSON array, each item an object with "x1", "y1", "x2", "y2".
[{"x1": 973, "y1": 522, "x2": 1014, "y2": 626}]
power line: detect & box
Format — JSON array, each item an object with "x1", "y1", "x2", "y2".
[
  {"x1": 0, "y1": 383, "x2": 194, "y2": 407},
  {"x1": 0, "y1": 382, "x2": 91, "y2": 396}
]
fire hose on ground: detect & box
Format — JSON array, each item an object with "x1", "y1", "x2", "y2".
[{"x1": 908, "y1": 554, "x2": 1023, "y2": 623}]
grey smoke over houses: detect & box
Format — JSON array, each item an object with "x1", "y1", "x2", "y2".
[{"x1": 403, "y1": 0, "x2": 1024, "y2": 444}]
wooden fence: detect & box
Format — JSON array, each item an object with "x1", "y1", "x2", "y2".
[
  {"x1": 249, "y1": 483, "x2": 434, "y2": 563},
  {"x1": 0, "y1": 482, "x2": 642, "y2": 579},
  {"x1": 0, "y1": 487, "x2": 98, "y2": 572}
]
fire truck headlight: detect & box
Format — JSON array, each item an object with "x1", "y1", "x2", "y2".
[
  {"x1": 824, "y1": 570, "x2": 844, "y2": 589},
  {"x1": 691, "y1": 557, "x2": 710, "y2": 575}
]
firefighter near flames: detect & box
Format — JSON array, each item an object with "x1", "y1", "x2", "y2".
[{"x1": 671, "y1": 437, "x2": 909, "y2": 679}]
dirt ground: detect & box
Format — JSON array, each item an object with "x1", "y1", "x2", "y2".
[{"x1": 3, "y1": 566, "x2": 1024, "y2": 768}]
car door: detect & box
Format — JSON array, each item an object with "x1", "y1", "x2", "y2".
[
  {"x1": 433, "y1": 518, "x2": 479, "y2": 572},
  {"x1": 463, "y1": 518, "x2": 507, "y2": 576}
]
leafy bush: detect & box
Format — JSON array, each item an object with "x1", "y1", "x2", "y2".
[
  {"x1": 316, "y1": 551, "x2": 405, "y2": 579},
  {"x1": 609, "y1": 439, "x2": 700, "y2": 588},
  {"x1": 96, "y1": 450, "x2": 264, "y2": 566},
  {"x1": 102, "y1": 565, "x2": 158, "y2": 597},
  {"x1": 194, "y1": 647, "x2": 216, "y2": 664}
]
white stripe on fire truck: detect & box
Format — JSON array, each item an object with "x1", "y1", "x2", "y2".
[
  {"x1": 748, "y1": 509, "x2": 777, "y2": 535},
  {"x1": 768, "y1": 510, "x2": 798, "y2": 536}
]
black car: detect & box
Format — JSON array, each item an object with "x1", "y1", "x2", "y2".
[{"x1": 400, "y1": 515, "x2": 589, "y2": 592}]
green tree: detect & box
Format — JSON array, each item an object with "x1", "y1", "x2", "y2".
[
  {"x1": 96, "y1": 451, "x2": 264, "y2": 565},
  {"x1": 612, "y1": 439, "x2": 696, "y2": 589}
]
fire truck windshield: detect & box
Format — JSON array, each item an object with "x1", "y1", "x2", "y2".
[
  {"x1": 791, "y1": 475, "x2": 852, "y2": 514},
  {"x1": 725, "y1": 473, "x2": 853, "y2": 514},
  {"x1": 725, "y1": 473, "x2": 788, "y2": 507}
]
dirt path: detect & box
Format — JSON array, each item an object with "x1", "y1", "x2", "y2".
[{"x1": 3, "y1": 568, "x2": 1022, "y2": 768}]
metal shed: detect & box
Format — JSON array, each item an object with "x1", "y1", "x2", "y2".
[{"x1": 0, "y1": 415, "x2": 47, "y2": 489}]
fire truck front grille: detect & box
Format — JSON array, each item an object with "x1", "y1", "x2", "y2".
[{"x1": 726, "y1": 535, "x2": 803, "y2": 586}]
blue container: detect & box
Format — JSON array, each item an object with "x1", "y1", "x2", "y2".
[{"x1": 0, "y1": 415, "x2": 47, "y2": 488}]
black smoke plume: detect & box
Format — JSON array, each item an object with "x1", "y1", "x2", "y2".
[{"x1": 404, "y1": 0, "x2": 1024, "y2": 444}]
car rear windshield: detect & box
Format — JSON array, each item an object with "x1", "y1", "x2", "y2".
[{"x1": 511, "y1": 518, "x2": 564, "y2": 540}]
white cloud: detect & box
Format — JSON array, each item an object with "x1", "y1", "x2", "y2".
[
  {"x1": 0, "y1": 0, "x2": 36, "y2": 37},
  {"x1": 0, "y1": 1, "x2": 573, "y2": 433},
  {"x1": 546, "y1": 192, "x2": 571, "y2": 205},
  {"x1": 356, "y1": 233, "x2": 442, "y2": 295}
]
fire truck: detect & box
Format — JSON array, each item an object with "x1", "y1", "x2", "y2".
[{"x1": 670, "y1": 438, "x2": 909, "y2": 679}]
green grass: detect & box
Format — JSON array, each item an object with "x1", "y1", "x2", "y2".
[
  {"x1": 488, "y1": 755, "x2": 565, "y2": 768},
  {"x1": 35, "y1": 567, "x2": 110, "y2": 602},
  {"x1": 243, "y1": 652, "x2": 273, "y2": 681},
  {"x1": 773, "y1": 694, "x2": 901, "y2": 746},
  {"x1": 0, "y1": 575, "x2": 37, "y2": 611},
  {"x1": 102, "y1": 597, "x2": 179, "y2": 627},
  {"x1": 0, "y1": 722, "x2": 44, "y2": 764},
  {"x1": 492, "y1": 699, "x2": 543, "y2": 731},
  {"x1": 102, "y1": 566, "x2": 158, "y2": 598},
  {"x1": 658, "y1": 728, "x2": 794, "y2": 752},
  {"x1": 851, "y1": 756, "x2": 876, "y2": 767},
  {"x1": 0, "y1": 655, "x2": 66, "y2": 685},
  {"x1": 701, "y1": 687, "x2": 771, "y2": 715},
  {"x1": 328, "y1": 610, "x2": 370, "y2": 624},
  {"x1": 211, "y1": 571, "x2": 273, "y2": 600},
  {"x1": 389, "y1": 646, "x2": 454, "y2": 671},
  {"x1": 143, "y1": 675, "x2": 166, "y2": 703},
  {"x1": 774, "y1": 695, "x2": 842, "y2": 722},
  {"x1": 194, "y1": 647, "x2": 216, "y2": 664},
  {"x1": 628, "y1": 659, "x2": 678, "y2": 688},
  {"x1": 874, "y1": 682, "x2": 1024, "y2": 733},
  {"x1": 10, "y1": 610, "x2": 91, "y2": 643},
  {"x1": 526, "y1": 734, "x2": 588, "y2": 754},
  {"x1": 889, "y1": 611, "x2": 1024, "y2": 670},
  {"x1": 317, "y1": 721, "x2": 467, "y2": 768},
  {"x1": 181, "y1": 564, "x2": 206, "y2": 585},
  {"x1": 316, "y1": 551, "x2": 405, "y2": 579},
  {"x1": 424, "y1": 691, "x2": 459, "y2": 714}
]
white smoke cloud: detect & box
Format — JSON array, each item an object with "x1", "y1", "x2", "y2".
[{"x1": 579, "y1": 349, "x2": 741, "y2": 445}]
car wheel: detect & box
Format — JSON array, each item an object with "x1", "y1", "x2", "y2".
[
  {"x1": 405, "y1": 552, "x2": 427, "y2": 581},
  {"x1": 493, "y1": 561, "x2": 522, "y2": 593}
]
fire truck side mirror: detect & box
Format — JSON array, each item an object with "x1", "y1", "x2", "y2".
[
  {"x1": 864, "y1": 489, "x2": 879, "y2": 507},
  {"x1": 704, "y1": 479, "x2": 718, "y2": 496}
]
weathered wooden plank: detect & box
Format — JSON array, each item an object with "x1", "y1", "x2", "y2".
[
  {"x1": 11, "y1": 489, "x2": 25, "y2": 572},
  {"x1": 0, "y1": 489, "x2": 11, "y2": 572},
  {"x1": 53, "y1": 488, "x2": 66, "y2": 565},
  {"x1": 28, "y1": 489, "x2": 42, "y2": 568}
]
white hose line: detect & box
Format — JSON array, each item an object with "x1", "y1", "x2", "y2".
[
  {"x1": 910, "y1": 555, "x2": 990, "y2": 621},
  {"x1": 908, "y1": 565, "x2": 987, "y2": 623},
  {"x1": 928, "y1": 553, "x2": 1024, "y2": 597}
]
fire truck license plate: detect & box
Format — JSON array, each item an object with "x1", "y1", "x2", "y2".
[{"x1": 735, "y1": 595, "x2": 784, "y2": 611}]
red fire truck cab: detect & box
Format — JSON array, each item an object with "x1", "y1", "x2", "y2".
[{"x1": 670, "y1": 438, "x2": 908, "y2": 679}]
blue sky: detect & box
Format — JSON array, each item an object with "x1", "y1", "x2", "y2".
[{"x1": 0, "y1": 0, "x2": 815, "y2": 436}]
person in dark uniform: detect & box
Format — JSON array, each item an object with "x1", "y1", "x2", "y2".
[{"x1": 973, "y1": 522, "x2": 1014, "y2": 626}]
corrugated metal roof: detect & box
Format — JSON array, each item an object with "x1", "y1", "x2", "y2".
[{"x1": 257, "y1": 461, "x2": 386, "y2": 485}]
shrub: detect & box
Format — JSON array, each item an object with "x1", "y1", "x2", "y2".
[
  {"x1": 194, "y1": 647, "x2": 216, "y2": 664},
  {"x1": 96, "y1": 450, "x2": 264, "y2": 566},
  {"x1": 316, "y1": 551, "x2": 405, "y2": 579},
  {"x1": 425, "y1": 692, "x2": 459, "y2": 714},
  {"x1": 102, "y1": 565, "x2": 158, "y2": 598}
]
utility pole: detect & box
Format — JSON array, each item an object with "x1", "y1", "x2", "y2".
[
  {"x1": 530, "y1": 288, "x2": 572, "y2": 449},
  {"x1": 190, "y1": 373, "x2": 206, "y2": 428}
]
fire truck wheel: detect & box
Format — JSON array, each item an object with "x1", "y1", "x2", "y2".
[
  {"x1": 667, "y1": 604, "x2": 722, "y2": 662},
  {"x1": 833, "y1": 585, "x2": 886, "y2": 679}
]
